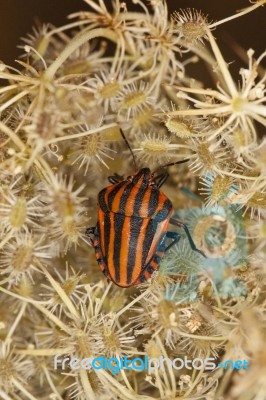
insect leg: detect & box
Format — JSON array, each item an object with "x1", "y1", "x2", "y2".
[
  {"x1": 108, "y1": 176, "x2": 120, "y2": 184},
  {"x1": 164, "y1": 231, "x2": 181, "y2": 252},
  {"x1": 108, "y1": 173, "x2": 123, "y2": 184},
  {"x1": 85, "y1": 227, "x2": 95, "y2": 235},
  {"x1": 85, "y1": 226, "x2": 96, "y2": 245},
  {"x1": 169, "y1": 218, "x2": 206, "y2": 258},
  {"x1": 155, "y1": 172, "x2": 169, "y2": 188}
]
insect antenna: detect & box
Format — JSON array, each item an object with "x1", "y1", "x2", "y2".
[
  {"x1": 120, "y1": 128, "x2": 137, "y2": 170},
  {"x1": 153, "y1": 158, "x2": 190, "y2": 174}
]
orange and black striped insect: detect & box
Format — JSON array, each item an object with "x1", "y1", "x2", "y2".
[{"x1": 86, "y1": 130, "x2": 205, "y2": 288}]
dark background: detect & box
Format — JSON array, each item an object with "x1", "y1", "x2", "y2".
[{"x1": 0, "y1": 0, "x2": 265, "y2": 67}]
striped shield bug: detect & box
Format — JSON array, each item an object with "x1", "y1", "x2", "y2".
[{"x1": 86, "y1": 130, "x2": 206, "y2": 288}]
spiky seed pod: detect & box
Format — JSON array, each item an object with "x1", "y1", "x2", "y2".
[{"x1": 172, "y1": 9, "x2": 209, "y2": 44}]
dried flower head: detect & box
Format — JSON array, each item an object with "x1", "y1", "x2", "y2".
[
  {"x1": 172, "y1": 9, "x2": 210, "y2": 45},
  {"x1": 0, "y1": 340, "x2": 34, "y2": 395},
  {"x1": 200, "y1": 173, "x2": 238, "y2": 206},
  {"x1": 133, "y1": 131, "x2": 182, "y2": 166},
  {"x1": 71, "y1": 127, "x2": 116, "y2": 174},
  {"x1": 42, "y1": 175, "x2": 87, "y2": 251},
  {"x1": 0, "y1": 233, "x2": 52, "y2": 285}
]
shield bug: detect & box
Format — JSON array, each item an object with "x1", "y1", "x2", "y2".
[{"x1": 86, "y1": 130, "x2": 205, "y2": 288}]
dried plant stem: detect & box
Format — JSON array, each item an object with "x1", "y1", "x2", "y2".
[
  {"x1": 212, "y1": 306, "x2": 239, "y2": 322},
  {"x1": 156, "y1": 335, "x2": 176, "y2": 394},
  {"x1": 159, "y1": 105, "x2": 231, "y2": 116},
  {"x1": 44, "y1": 28, "x2": 118, "y2": 80},
  {"x1": 95, "y1": 281, "x2": 112, "y2": 316},
  {"x1": 0, "y1": 83, "x2": 22, "y2": 94},
  {"x1": 34, "y1": 157, "x2": 57, "y2": 184},
  {"x1": 118, "y1": 360, "x2": 134, "y2": 392},
  {"x1": 0, "y1": 286, "x2": 45, "y2": 304},
  {"x1": 15, "y1": 347, "x2": 73, "y2": 356},
  {"x1": 206, "y1": 28, "x2": 237, "y2": 97},
  {"x1": 177, "y1": 331, "x2": 228, "y2": 341},
  {"x1": 174, "y1": 86, "x2": 229, "y2": 103},
  {"x1": 42, "y1": 365, "x2": 64, "y2": 400},
  {"x1": 98, "y1": 369, "x2": 155, "y2": 400},
  {"x1": 0, "y1": 392, "x2": 13, "y2": 400},
  {"x1": 180, "y1": 41, "x2": 217, "y2": 69},
  {"x1": 12, "y1": 379, "x2": 39, "y2": 400},
  {"x1": 0, "y1": 121, "x2": 25, "y2": 150},
  {"x1": 79, "y1": 368, "x2": 96, "y2": 400},
  {"x1": 6, "y1": 302, "x2": 27, "y2": 340},
  {"x1": 208, "y1": 1, "x2": 266, "y2": 29},
  {"x1": 15, "y1": 96, "x2": 36, "y2": 133},
  {"x1": 47, "y1": 123, "x2": 118, "y2": 145},
  {"x1": 0, "y1": 71, "x2": 37, "y2": 83},
  {"x1": 180, "y1": 350, "x2": 210, "y2": 399},
  {"x1": 37, "y1": 261, "x2": 81, "y2": 321},
  {"x1": 116, "y1": 288, "x2": 151, "y2": 319},
  {"x1": 221, "y1": 170, "x2": 265, "y2": 182},
  {"x1": 0, "y1": 89, "x2": 30, "y2": 113},
  {"x1": 154, "y1": 369, "x2": 165, "y2": 398},
  {"x1": 0, "y1": 286, "x2": 70, "y2": 333},
  {"x1": 47, "y1": 19, "x2": 93, "y2": 38},
  {"x1": 33, "y1": 303, "x2": 72, "y2": 333}
]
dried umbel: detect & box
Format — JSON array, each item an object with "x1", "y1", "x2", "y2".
[{"x1": 0, "y1": 0, "x2": 265, "y2": 399}]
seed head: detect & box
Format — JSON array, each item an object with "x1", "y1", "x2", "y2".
[
  {"x1": 43, "y1": 175, "x2": 87, "y2": 251},
  {"x1": 165, "y1": 116, "x2": 195, "y2": 138},
  {"x1": 91, "y1": 314, "x2": 136, "y2": 357},
  {"x1": 189, "y1": 138, "x2": 228, "y2": 174},
  {"x1": 21, "y1": 23, "x2": 51, "y2": 60},
  {"x1": 118, "y1": 82, "x2": 155, "y2": 118},
  {"x1": 0, "y1": 340, "x2": 34, "y2": 394},
  {"x1": 172, "y1": 9, "x2": 210, "y2": 45},
  {"x1": 133, "y1": 132, "x2": 178, "y2": 166},
  {"x1": 200, "y1": 173, "x2": 238, "y2": 206},
  {"x1": 144, "y1": 340, "x2": 162, "y2": 359},
  {"x1": 0, "y1": 233, "x2": 52, "y2": 284},
  {"x1": 71, "y1": 127, "x2": 116, "y2": 174}
]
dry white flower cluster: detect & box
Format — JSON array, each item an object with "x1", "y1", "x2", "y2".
[{"x1": 0, "y1": 0, "x2": 266, "y2": 399}]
